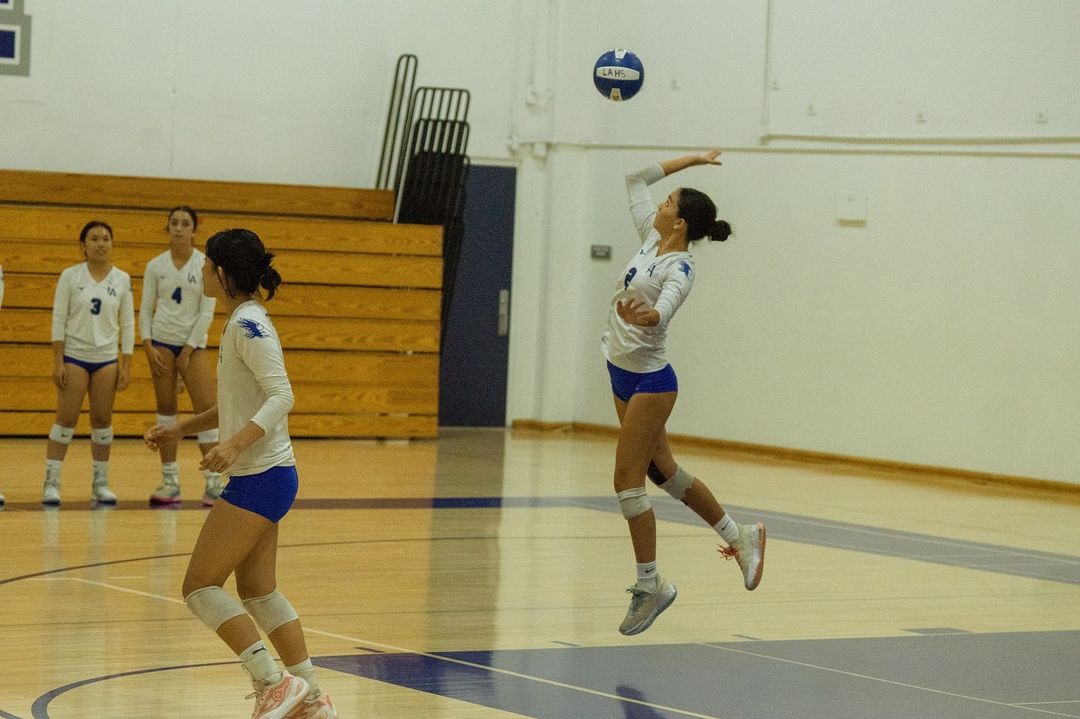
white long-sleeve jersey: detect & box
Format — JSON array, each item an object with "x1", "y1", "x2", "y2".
[
  {"x1": 51, "y1": 263, "x2": 135, "y2": 363},
  {"x1": 217, "y1": 300, "x2": 295, "y2": 476},
  {"x1": 139, "y1": 249, "x2": 216, "y2": 347},
  {"x1": 601, "y1": 164, "x2": 696, "y2": 373}
]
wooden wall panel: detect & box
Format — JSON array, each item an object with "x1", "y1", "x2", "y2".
[
  {"x1": 0, "y1": 205, "x2": 442, "y2": 256},
  {"x1": 0, "y1": 170, "x2": 396, "y2": 220}
]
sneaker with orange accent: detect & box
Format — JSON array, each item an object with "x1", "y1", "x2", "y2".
[
  {"x1": 719, "y1": 521, "x2": 766, "y2": 590},
  {"x1": 247, "y1": 673, "x2": 310, "y2": 719},
  {"x1": 286, "y1": 693, "x2": 337, "y2": 719},
  {"x1": 150, "y1": 475, "x2": 182, "y2": 505}
]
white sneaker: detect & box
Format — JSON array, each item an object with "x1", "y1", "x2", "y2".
[
  {"x1": 618, "y1": 577, "x2": 677, "y2": 635},
  {"x1": 42, "y1": 477, "x2": 61, "y2": 505},
  {"x1": 150, "y1": 476, "x2": 182, "y2": 505},
  {"x1": 202, "y1": 473, "x2": 224, "y2": 507},
  {"x1": 247, "y1": 673, "x2": 309, "y2": 719},
  {"x1": 91, "y1": 480, "x2": 118, "y2": 504},
  {"x1": 720, "y1": 521, "x2": 766, "y2": 590}
]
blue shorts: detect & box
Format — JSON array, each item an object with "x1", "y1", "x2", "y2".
[
  {"x1": 63, "y1": 356, "x2": 118, "y2": 374},
  {"x1": 607, "y1": 361, "x2": 679, "y2": 402},
  {"x1": 220, "y1": 465, "x2": 298, "y2": 523},
  {"x1": 151, "y1": 340, "x2": 186, "y2": 357}
]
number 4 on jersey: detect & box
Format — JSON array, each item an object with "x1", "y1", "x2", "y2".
[{"x1": 171, "y1": 287, "x2": 183, "y2": 304}]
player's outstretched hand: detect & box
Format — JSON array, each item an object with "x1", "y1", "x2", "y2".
[{"x1": 144, "y1": 423, "x2": 182, "y2": 452}]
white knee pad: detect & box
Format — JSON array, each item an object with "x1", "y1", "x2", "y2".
[
  {"x1": 617, "y1": 486, "x2": 651, "y2": 520},
  {"x1": 156, "y1": 414, "x2": 178, "y2": 427},
  {"x1": 197, "y1": 428, "x2": 220, "y2": 444},
  {"x1": 243, "y1": 590, "x2": 299, "y2": 635},
  {"x1": 49, "y1": 424, "x2": 75, "y2": 445},
  {"x1": 185, "y1": 586, "x2": 247, "y2": 631},
  {"x1": 659, "y1": 466, "x2": 695, "y2": 502},
  {"x1": 90, "y1": 426, "x2": 113, "y2": 445}
]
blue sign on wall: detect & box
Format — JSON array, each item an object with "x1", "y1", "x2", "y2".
[{"x1": 0, "y1": 0, "x2": 30, "y2": 76}]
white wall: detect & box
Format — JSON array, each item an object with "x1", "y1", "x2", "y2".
[
  {"x1": 0, "y1": 0, "x2": 520, "y2": 182},
  {"x1": 507, "y1": 0, "x2": 1080, "y2": 485},
  {"x1": 4, "y1": 1, "x2": 1080, "y2": 484}
]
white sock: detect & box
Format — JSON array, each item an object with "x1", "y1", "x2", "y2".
[
  {"x1": 713, "y1": 514, "x2": 740, "y2": 545},
  {"x1": 286, "y1": 659, "x2": 320, "y2": 699},
  {"x1": 92, "y1": 460, "x2": 109, "y2": 484},
  {"x1": 45, "y1": 459, "x2": 63, "y2": 482},
  {"x1": 239, "y1": 641, "x2": 282, "y2": 687},
  {"x1": 635, "y1": 561, "x2": 658, "y2": 592},
  {"x1": 162, "y1": 461, "x2": 179, "y2": 477}
]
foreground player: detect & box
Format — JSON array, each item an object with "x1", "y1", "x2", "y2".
[
  {"x1": 43, "y1": 221, "x2": 134, "y2": 505},
  {"x1": 141, "y1": 206, "x2": 222, "y2": 506},
  {"x1": 144, "y1": 229, "x2": 335, "y2": 718},
  {"x1": 602, "y1": 151, "x2": 767, "y2": 635}
]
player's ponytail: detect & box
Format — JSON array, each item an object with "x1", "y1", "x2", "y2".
[{"x1": 259, "y1": 253, "x2": 282, "y2": 301}]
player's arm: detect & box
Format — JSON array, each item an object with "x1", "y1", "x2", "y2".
[{"x1": 657, "y1": 150, "x2": 722, "y2": 177}]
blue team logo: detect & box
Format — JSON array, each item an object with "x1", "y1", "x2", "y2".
[
  {"x1": 237, "y1": 318, "x2": 270, "y2": 339},
  {"x1": 678, "y1": 261, "x2": 692, "y2": 278}
]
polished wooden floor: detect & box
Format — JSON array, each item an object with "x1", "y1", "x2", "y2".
[{"x1": 0, "y1": 429, "x2": 1077, "y2": 718}]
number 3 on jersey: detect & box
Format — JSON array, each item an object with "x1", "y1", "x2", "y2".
[{"x1": 171, "y1": 287, "x2": 183, "y2": 304}]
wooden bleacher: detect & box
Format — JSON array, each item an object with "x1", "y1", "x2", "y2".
[{"x1": 0, "y1": 170, "x2": 442, "y2": 439}]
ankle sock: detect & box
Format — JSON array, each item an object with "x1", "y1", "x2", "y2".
[
  {"x1": 713, "y1": 514, "x2": 739, "y2": 545},
  {"x1": 635, "y1": 561, "x2": 658, "y2": 592}
]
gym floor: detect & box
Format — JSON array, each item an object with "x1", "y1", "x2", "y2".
[{"x1": 0, "y1": 428, "x2": 1076, "y2": 718}]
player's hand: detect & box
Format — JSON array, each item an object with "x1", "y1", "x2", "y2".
[
  {"x1": 697, "y1": 149, "x2": 722, "y2": 165},
  {"x1": 616, "y1": 298, "x2": 658, "y2": 327},
  {"x1": 116, "y1": 366, "x2": 131, "y2": 392},
  {"x1": 199, "y1": 443, "x2": 241, "y2": 474},
  {"x1": 144, "y1": 423, "x2": 182, "y2": 451},
  {"x1": 52, "y1": 364, "x2": 67, "y2": 390},
  {"x1": 146, "y1": 344, "x2": 169, "y2": 377}
]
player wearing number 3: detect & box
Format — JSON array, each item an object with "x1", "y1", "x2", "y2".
[
  {"x1": 141, "y1": 206, "x2": 223, "y2": 506},
  {"x1": 41, "y1": 221, "x2": 134, "y2": 506},
  {"x1": 603, "y1": 151, "x2": 767, "y2": 635}
]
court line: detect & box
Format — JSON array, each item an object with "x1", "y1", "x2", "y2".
[
  {"x1": 699, "y1": 642, "x2": 1078, "y2": 718},
  {"x1": 37, "y1": 577, "x2": 726, "y2": 719}
]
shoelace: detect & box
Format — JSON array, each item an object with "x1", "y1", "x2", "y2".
[
  {"x1": 718, "y1": 543, "x2": 739, "y2": 561},
  {"x1": 625, "y1": 586, "x2": 648, "y2": 611}
]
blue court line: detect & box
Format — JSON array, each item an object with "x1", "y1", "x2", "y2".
[
  {"x1": 27, "y1": 661, "x2": 237, "y2": 719},
  {"x1": 0, "y1": 710, "x2": 25, "y2": 719},
  {"x1": 317, "y1": 631, "x2": 1080, "y2": 719}
]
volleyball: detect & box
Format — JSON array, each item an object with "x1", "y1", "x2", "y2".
[{"x1": 593, "y1": 49, "x2": 645, "y2": 101}]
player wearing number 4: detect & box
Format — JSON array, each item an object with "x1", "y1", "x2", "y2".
[
  {"x1": 603, "y1": 151, "x2": 767, "y2": 636},
  {"x1": 42, "y1": 221, "x2": 134, "y2": 505},
  {"x1": 141, "y1": 207, "x2": 223, "y2": 506}
]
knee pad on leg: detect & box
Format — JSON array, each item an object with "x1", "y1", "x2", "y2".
[
  {"x1": 197, "y1": 428, "x2": 219, "y2": 444},
  {"x1": 243, "y1": 590, "x2": 299, "y2": 635},
  {"x1": 156, "y1": 414, "x2": 178, "y2": 427},
  {"x1": 659, "y1": 466, "x2": 695, "y2": 502},
  {"x1": 617, "y1": 487, "x2": 651, "y2": 520},
  {"x1": 185, "y1": 586, "x2": 247, "y2": 631},
  {"x1": 49, "y1": 424, "x2": 75, "y2": 445},
  {"x1": 90, "y1": 426, "x2": 113, "y2": 446}
]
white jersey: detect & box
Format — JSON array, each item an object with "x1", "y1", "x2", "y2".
[
  {"x1": 51, "y1": 263, "x2": 135, "y2": 363},
  {"x1": 140, "y1": 249, "x2": 215, "y2": 347},
  {"x1": 217, "y1": 300, "x2": 295, "y2": 476},
  {"x1": 601, "y1": 164, "x2": 696, "y2": 373}
]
